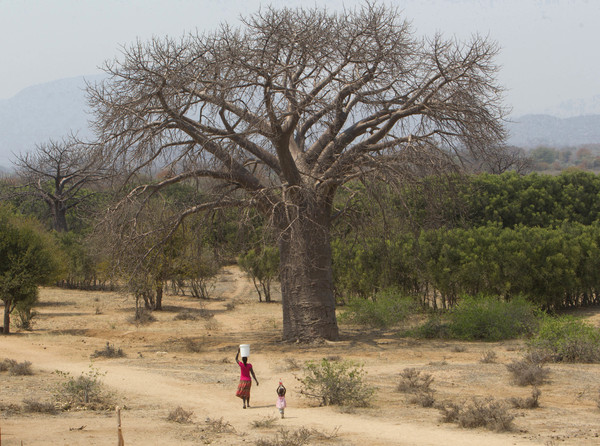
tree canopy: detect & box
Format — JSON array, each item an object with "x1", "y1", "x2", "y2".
[
  {"x1": 0, "y1": 205, "x2": 61, "y2": 333},
  {"x1": 89, "y1": 3, "x2": 507, "y2": 340}
]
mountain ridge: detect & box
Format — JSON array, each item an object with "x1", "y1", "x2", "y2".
[{"x1": 1, "y1": 76, "x2": 600, "y2": 170}]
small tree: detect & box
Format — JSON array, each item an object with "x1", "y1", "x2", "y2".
[
  {"x1": 239, "y1": 246, "x2": 279, "y2": 302},
  {"x1": 0, "y1": 205, "x2": 61, "y2": 334}
]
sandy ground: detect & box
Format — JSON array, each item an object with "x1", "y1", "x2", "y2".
[{"x1": 1, "y1": 266, "x2": 600, "y2": 445}]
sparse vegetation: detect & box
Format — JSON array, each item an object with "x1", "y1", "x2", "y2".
[
  {"x1": 397, "y1": 368, "x2": 434, "y2": 393},
  {"x1": 251, "y1": 415, "x2": 279, "y2": 429},
  {"x1": 130, "y1": 308, "x2": 156, "y2": 325},
  {"x1": 398, "y1": 368, "x2": 436, "y2": 407},
  {"x1": 284, "y1": 357, "x2": 302, "y2": 371},
  {"x1": 528, "y1": 315, "x2": 600, "y2": 363},
  {"x1": 480, "y1": 350, "x2": 498, "y2": 363},
  {"x1": 506, "y1": 353, "x2": 550, "y2": 386},
  {"x1": 256, "y1": 427, "x2": 339, "y2": 446},
  {"x1": 339, "y1": 289, "x2": 416, "y2": 329},
  {"x1": 54, "y1": 366, "x2": 113, "y2": 410},
  {"x1": 181, "y1": 337, "x2": 203, "y2": 353},
  {"x1": 22, "y1": 398, "x2": 58, "y2": 414},
  {"x1": 438, "y1": 397, "x2": 514, "y2": 432},
  {"x1": 0, "y1": 359, "x2": 33, "y2": 376},
  {"x1": 299, "y1": 358, "x2": 375, "y2": 407},
  {"x1": 204, "y1": 417, "x2": 236, "y2": 434},
  {"x1": 166, "y1": 406, "x2": 194, "y2": 423},
  {"x1": 509, "y1": 387, "x2": 541, "y2": 409},
  {"x1": 91, "y1": 342, "x2": 125, "y2": 359}
]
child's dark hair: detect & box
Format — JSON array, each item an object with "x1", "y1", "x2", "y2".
[{"x1": 277, "y1": 381, "x2": 286, "y2": 396}]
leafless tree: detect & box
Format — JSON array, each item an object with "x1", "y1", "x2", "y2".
[
  {"x1": 12, "y1": 137, "x2": 108, "y2": 232},
  {"x1": 88, "y1": 3, "x2": 507, "y2": 341}
]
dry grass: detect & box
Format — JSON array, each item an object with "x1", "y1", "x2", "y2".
[
  {"x1": 509, "y1": 387, "x2": 542, "y2": 409},
  {"x1": 166, "y1": 406, "x2": 194, "y2": 423},
  {"x1": 506, "y1": 354, "x2": 550, "y2": 386},
  {"x1": 438, "y1": 397, "x2": 515, "y2": 432}
]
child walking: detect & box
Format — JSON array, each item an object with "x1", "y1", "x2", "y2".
[{"x1": 276, "y1": 380, "x2": 286, "y2": 418}]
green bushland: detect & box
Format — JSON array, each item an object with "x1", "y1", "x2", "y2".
[
  {"x1": 528, "y1": 315, "x2": 600, "y2": 363},
  {"x1": 411, "y1": 295, "x2": 539, "y2": 341},
  {"x1": 338, "y1": 288, "x2": 417, "y2": 329},
  {"x1": 447, "y1": 296, "x2": 540, "y2": 341},
  {"x1": 332, "y1": 171, "x2": 600, "y2": 312},
  {"x1": 299, "y1": 358, "x2": 375, "y2": 407}
]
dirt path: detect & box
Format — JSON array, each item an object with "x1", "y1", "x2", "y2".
[
  {"x1": 1, "y1": 266, "x2": 599, "y2": 445},
  {"x1": 1, "y1": 336, "x2": 541, "y2": 446}
]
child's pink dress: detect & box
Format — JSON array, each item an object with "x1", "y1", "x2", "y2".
[{"x1": 276, "y1": 395, "x2": 286, "y2": 410}]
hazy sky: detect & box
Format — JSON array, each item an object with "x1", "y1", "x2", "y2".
[{"x1": 1, "y1": 0, "x2": 599, "y2": 115}]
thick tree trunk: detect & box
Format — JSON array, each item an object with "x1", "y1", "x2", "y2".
[
  {"x1": 277, "y1": 203, "x2": 339, "y2": 341},
  {"x1": 3, "y1": 300, "x2": 11, "y2": 334},
  {"x1": 155, "y1": 282, "x2": 163, "y2": 310},
  {"x1": 50, "y1": 201, "x2": 68, "y2": 233}
]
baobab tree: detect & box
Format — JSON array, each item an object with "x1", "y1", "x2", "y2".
[
  {"x1": 12, "y1": 137, "x2": 108, "y2": 232},
  {"x1": 88, "y1": 3, "x2": 507, "y2": 341}
]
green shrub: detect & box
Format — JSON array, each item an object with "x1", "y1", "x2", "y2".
[
  {"x1": 339, "y1": 288, "x2": 416, "y2": 329},
  {"x1": 448, "y1": 295, "x2": 539, "y2": 341},
  {"x1": 411, "y1": 315, "x2": 451, "y2": 339},
  {"x1": 528, "y1": 315, "x2": 600, "y2": 363},
  {"x1": 299, "y1": 359, "x2": 375, "y2": 407}
]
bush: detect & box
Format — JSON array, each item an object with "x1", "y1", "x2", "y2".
[
  {"x1": 129, "y1": 308, "x2": 156, "y2": 325},
  {"x1": 398, "y1": 368, "x2": 435, "y2": 407},
  {"x1": 54, "y1": 366, "x2": 113, "y2": 410},
  {"x1": 251, "y1": 415, "x2": 279, "y2": 429},
  {"x1": 299, "y1": 359, "x2": 375, "y2": 407},
  {"x1": 411, "y1": 315, "x2": 450, "y2": 339},
  {"x1": 23, "y1": 399, "x2": 58, "y2": 414},
  {"x1": 1, "y1": 359, "x2": 33, "y2": 376},
  {"x1": 256, "y1": 427, "x2": 339, "y2": 446},
  {"x1": 448, "y1": 295, "x2": 539, "y2": 341},
  {"x1": 397, "y1": 368, "x2": 434, "y2": 393},
  {"x1": 438, "y1": 397, "x2": 514, "y2": 432},
  {"x1": 506, "y1": 353, "x2": 550, "y2": 386},
  {"x1": 457, "y1": 397, "x2": 514, "y2": 432},
  {"x1": 91, "y1": 342, "x2": 125, "y2": 359},
  {"x1": 528, "y1": 315, "x2": 600, "y2": 363},
  {"x1": 166, "y1": 406, "x2": 194, "y2": 423},
  {"x1": 509, "y1": 387, "x2": 541, "y2": 409},
  {"x1": 339, "y1": 289, "x2": 417, "y2": 329},
  {"x1": 256, "y1": 427, "x2": 313, "y2": 446}
]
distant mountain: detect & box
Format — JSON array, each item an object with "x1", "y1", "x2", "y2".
[
  {"x1": 0, "y1": 75, "x2": 103, "y2": 170},
  {"x1": 506, "y1": 114, "x2": 600, "y2": 148},
  {"x1": 2, "y1": 75, "x2": 600, "y2": 171}
]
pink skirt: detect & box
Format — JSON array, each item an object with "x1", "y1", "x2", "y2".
[{"x1": 276, "y1": 396, "x2": 286, "y2": 409}]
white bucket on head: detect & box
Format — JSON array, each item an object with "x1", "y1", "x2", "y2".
[{"x1": 240, "y1": 344, "x2": 250, "y2": 357}]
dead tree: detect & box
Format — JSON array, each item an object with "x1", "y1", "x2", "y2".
[
  {"x1": 12, "y1": 137, "x2": 108, "y2": 232},
  {"x1": 88, "y1": 3, "x2": 507, "y2": 341}
]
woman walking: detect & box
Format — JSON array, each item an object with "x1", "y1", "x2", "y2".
[{"x1": 235, "y1": 346, "x2": 259, "y2": 408}]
